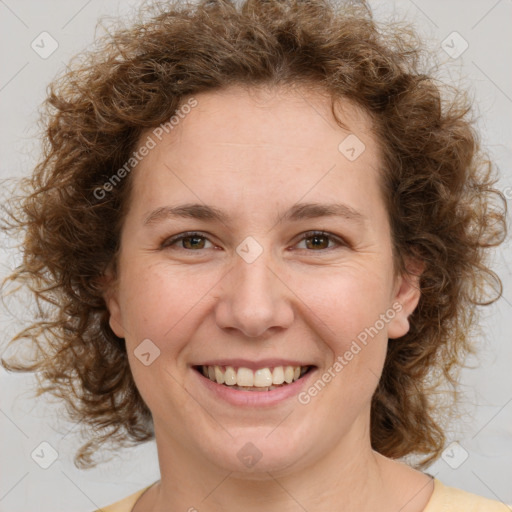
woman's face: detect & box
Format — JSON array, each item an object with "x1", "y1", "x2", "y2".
[{"x1": 106, "y1": 85, "x2": 421, "y2": 476}]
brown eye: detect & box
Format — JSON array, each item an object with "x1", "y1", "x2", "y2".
[
  {"x1": 181, "y1": 235, "x2": 207, "y2": 250},
  {"x1": 161, "y1": 232, "x2": 213, "y2": 250},
  {"x1": 304, "y1": 234, "x2": 330, "y2": 250},
  {"x1": 295, "y1": 231, "x2": 346, "y2": 252}
]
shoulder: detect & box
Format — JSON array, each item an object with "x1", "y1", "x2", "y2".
[
  {"x1": 92, "y1": 482, "x2": 157, "y2": 512},
  {"x1": 424, "y1": 478, "x2": 511, "y2": 511}
]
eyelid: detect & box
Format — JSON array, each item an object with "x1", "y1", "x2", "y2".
[
  {"x1": 293, "y1": 230, "x2": 348, "y2": 251},
  {"x1": 160, "y1": 231, "x2": 215, "y2": 250},
  {"x1": 160, "y1": 230, "x2": 349, "y2": 252}
]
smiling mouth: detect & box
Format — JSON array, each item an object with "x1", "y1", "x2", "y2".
[{"x1": 193, "y1": 364, "x2": 315, "y2": 391}]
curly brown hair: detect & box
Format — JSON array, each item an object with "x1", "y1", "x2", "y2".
[{"x1": 1, "y1": 0, "x2": 507, "y2": 470}]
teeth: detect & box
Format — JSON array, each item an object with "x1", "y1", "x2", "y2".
[
  {"x1": 272, "y1": 366, "x2": 285, "y2": 384},
  {"x1": 284, "y1": 366, "x2": 294, "y2": 383},
  {"x1": 237, "y1": 367, "x2": 254, "y2": 387},
  {"x1": 200, "y1": 364, "x2": 310, "y2": 388},
  {"x1": 224, "y1": 366, "x2": 237, "y2": 385},
  {"x1": 214, "y1": 366, "x2": 225, "y2": 384},
  {"x1": 254, "y1": 368, "x2": 273, "y2": 387}
]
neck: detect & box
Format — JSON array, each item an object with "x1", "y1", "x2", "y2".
[{"x1": 148, "y1": 418, "x2": 404, "y2": 512}]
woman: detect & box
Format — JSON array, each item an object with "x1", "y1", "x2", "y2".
[{"x1": 1, "y1": 0, "x2": 508, "y2": 510}]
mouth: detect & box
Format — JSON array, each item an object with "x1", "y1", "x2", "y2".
[{"x1": 193, "y1": 364, "x2": 315, "y2": 392}]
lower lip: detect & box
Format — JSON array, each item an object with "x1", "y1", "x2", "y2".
[{"x1": 192, "y1": 367, "x2": 317, "y2": 407}]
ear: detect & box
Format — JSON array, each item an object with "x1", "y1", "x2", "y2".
[
  {"x1": 387, "y1": 256, "x2": 424, "y2": 340},
  {"x1": 100, "y1": 266, "x2": 126, "y2": 339}
]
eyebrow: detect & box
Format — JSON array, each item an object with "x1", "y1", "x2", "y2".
[{"x1": 143, "y1": 202, "x2": 367, "y2": 227}]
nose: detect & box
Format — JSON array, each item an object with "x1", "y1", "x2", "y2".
[{"x1": 214, "y1": 246, "x2": 294, "y2": 338}]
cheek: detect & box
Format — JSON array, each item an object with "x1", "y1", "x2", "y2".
[
  {"x1": 302, "y1": 273, "x2": 391, "y2": 412},
  {"x1": 294, "y1": 265, "x2": 392, "y2": 395},
  {"x1": 117, "y1": 260, "x2": 223, "y2": 347},
  {"x1": 118, "y1": 266, "x2": 178, "y2": 339},
  {"x1": 294, "y1": 263, "x2": 392, "y2": 340}
]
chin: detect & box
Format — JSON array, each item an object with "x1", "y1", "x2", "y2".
[{"x1": 199, "y1": 427, "x2": 317, "y2": 478}]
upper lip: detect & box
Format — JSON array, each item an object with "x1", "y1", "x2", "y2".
[{"x1": 193, "y1": 359, "x2": 316, "y2": 371}]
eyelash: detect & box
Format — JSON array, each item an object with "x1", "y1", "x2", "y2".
[{"x1": 160, "y1": 230, "x2": 348, "y2": 253}]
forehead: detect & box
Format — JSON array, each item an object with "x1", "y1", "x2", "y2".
[
  {"x1": 128, "y1": 85, "x2": 385, "y2": 225},
  {"x1": 160, "y1": 84, "x2": 376, "y2": 158}
]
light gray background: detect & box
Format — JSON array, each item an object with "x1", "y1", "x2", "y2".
[{"x1": 0, "y1": 0, "x2": 511, "y2": 511}]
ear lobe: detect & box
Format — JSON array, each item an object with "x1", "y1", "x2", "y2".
[
  {"x1": 99, "y1": 268, "x2": 126, "y2": 339},
  {"x1": 387, "y1": 257, "x2": 424, "y2": 340}
]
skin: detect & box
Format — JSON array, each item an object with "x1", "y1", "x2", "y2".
[{"x1": 105, "y1": 84, "x2": 434, "y2": 511}]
